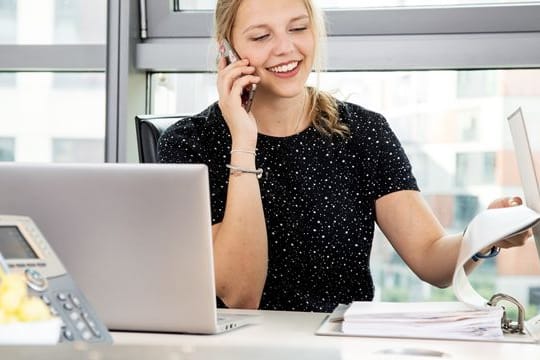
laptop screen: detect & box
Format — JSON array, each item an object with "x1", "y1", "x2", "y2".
[
  {"x1": 507, "y1": 107, "x2": 540, "y2": 260},
  {"x1": 0, "y1": 163, "x2": 220, "y2": 333}
]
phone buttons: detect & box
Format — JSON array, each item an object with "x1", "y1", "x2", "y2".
[
  {"x1": 63, "y1": 329, "x2": 75, "y2": 341},
  {"x1": 24, "y1": 268, "x2": 48, "y2": 292}
]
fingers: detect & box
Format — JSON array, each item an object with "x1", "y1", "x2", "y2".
[
  {"x1": 487, "y1": 196, "x2": 522, "y2": 209},
  {"x1": 217, "y1": 59, "x2": 258, "y2": 106},
  {"x1": 496, "y1": 228, "x2": 533, "y2": 248},
  {"x1": 216, "y1": 58, "x2": 260, "y2": 140},
  {"x1": 216, "y1": 56, "x2": 227, "y2": 71},
  {"x1": 218, "y1": 59, "x2": 254, "y2": 88},
  {"x1": 230, "y1": 75, "x2": 260, "y2": 100}
]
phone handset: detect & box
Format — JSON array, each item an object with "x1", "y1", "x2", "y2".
[{"x1": 219, "y1": 39, "x2": 256, "y2": 112}]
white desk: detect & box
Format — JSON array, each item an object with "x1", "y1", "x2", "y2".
[{"x1": 112, "y1": 309, "x2": 539, "y2": 359}]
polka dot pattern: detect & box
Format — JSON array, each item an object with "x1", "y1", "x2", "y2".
[{"x1": 158, "y1": 101, "x2": 419, "y2": 312}]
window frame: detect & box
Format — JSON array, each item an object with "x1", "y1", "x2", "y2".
[
  {"x1": 137, "y1": 4, "x2": 540, "y2": 71},
  {"x1": 144, "y1": 3, "x2": 540, "y2": 38},
  {"x1": 0, "y1": 45, "x2": 105, "y2": 71}
]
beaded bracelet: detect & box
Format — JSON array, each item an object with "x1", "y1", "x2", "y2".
[
  {"x1": 226, "y1": 164, "x2": 263, "y2": 179},
  {"x1": 471, "y1": 246, "x2": 500, "y2": 262}
]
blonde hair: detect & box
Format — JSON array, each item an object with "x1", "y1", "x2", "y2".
[{"x1": 214, "y1": 0, "x2": 349, "y2": 138}]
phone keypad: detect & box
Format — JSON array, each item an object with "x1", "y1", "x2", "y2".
[{"x1": 47, "y1": 291, "x2": 103, "y2": 342}]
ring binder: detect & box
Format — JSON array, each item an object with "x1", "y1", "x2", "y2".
[{"x1": 488, "y1": 293, "x2": 525, "y2": 334}]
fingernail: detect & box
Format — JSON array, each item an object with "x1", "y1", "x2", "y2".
[{"x1": 509, "y1": 198, "x2": 519, "y2": 206}]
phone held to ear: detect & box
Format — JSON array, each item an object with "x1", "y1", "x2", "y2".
[{"x1": 219, "y1": 39, "x2": 256, "y2": 112}]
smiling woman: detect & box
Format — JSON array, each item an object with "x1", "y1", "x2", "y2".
[
  {"x1": 158, "y1": 0, "x2": 534, "y2": 312},
  {"x1": 214, "y1": 0, "x2": 346, "y2": 138}
]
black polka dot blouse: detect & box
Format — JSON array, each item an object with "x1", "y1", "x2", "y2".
[{"x1": 158, "y1": 100, "x2": 419, "y2": 313}]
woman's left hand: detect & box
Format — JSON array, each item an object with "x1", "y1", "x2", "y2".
[{"x1": 487, "y1": 196, "x2": 533, "y2": 248}]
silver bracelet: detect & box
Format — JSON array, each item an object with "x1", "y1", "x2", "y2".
[
  {"x1": 226, "y1": 164, "x2": 263, "y2": 179},
  {"x1": 230, "y1": 149, "x2": 256, "y2": 156}
]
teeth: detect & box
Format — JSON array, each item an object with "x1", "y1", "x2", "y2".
[{"x1": 269, "y1": 61, "x2": 298, "y2": 73}]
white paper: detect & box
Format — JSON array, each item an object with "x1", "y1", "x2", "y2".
[
  {"x1": 343, "y1": 301, "x2": 504, "y2": 340},
  {"x1": 0, "y1": 318, "x2": 62, "y2": 345},
  {"x1": 453, "y1": 205, "x2": 540, "y2": 308}
]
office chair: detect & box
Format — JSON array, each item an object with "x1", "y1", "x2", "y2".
[{"x1": 134, "y1": 114, "x2": 186, "y2": 163}]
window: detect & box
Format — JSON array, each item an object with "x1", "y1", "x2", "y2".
[
  {"x1": 0, "y1": 0, "x2": 16, "y2": 43},
  {"x1": 456, "y1": 152, "x2": 496, "y2": 186},
  {"x1": 149, "y1": 68, "x2": 540, "y2": 314},
  {"x1": 0, "y1": 72, "x2": 15, "y2": 87},
  {"x1": 0, "y1": 137, "x2": 15, "y2": 161},
  {"x1": 0, "y1": 0, "x2": 107, "y2": 162},
  {"x1": 149, "y1": 68, "x2": 538, "y2": 214},
  {"x1": 457, "y1": 112, "x2": 479, "y2": 142},
  {"x1": 0, "y1": 72, "x2": 106, "y2": 163},
  {"x1": 53, "y1": 0, "x2": 107, "y2": 44},
  {"x1": 0, "y1": 0, "x2": 106, "y2": 45},
  {"x1": 52, "y1": 138, "x2": 104, "y2": 163},
  {"x1": 457, "y1": 71, "x2": 497, "y2": 98}
]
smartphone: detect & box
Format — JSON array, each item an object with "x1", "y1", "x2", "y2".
[{"x1": 219, "y1": 39, "x2": 256, "y2": 112}]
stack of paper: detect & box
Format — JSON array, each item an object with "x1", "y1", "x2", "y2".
[
  {"x1": 338, "y1": 206, "x2": 540, "y2": 341},
  {"x1": 342, "y1": 301, "x2": 504, "y2": 341}
]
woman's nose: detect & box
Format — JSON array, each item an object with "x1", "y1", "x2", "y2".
[{"x1": 272, "y1": 33, "x2": 295, "y2": 56}]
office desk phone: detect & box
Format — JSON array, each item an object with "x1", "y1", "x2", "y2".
[{"x1": 0, "y1": 215, "x2": 112, "y2": 343}]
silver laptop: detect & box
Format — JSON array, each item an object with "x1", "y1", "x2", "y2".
[
  {"x1": 507, "y1": 108, "x2": 540, "y2": 260},
  {"x1": 0, "y1": 162, "x2": 256, "y2": 334}
]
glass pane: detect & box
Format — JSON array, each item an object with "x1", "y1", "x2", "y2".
[
  {"x1": 0, "y1": 72, "x2": 106, "y2": 162},
  {"x1": 0, "y1": 137, "x2": 15, "y2": 161},
  {"x1": 52, "y1": 138, "x2": 104, "y2": 163},
  {"x1": 151, "y1": 69, "x2": 540, "y2": 315},
  {"x1": 0, "y1": 0, "x2": 106, "y2": 44},
  {"x1": 0, "y1": 0, "x2": 16, "y2": 43},
  {"x1": 174, "y1": 0, "x2": 540, "y2": 11}
]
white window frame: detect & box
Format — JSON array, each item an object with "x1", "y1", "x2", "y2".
[
  {"x1": 137, "y1": 3, "x2": 540, "y2": 71},
  {"x1": 0, "y1": 45, "x2": 105, "y2": 70}
]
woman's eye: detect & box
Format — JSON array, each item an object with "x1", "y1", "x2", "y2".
[
  {"x1": 291, "y1": 26, "x2": 307, "y2": 32},
  {"x1": 252, "y1": 34, "x2": 269, "y2": 41}
]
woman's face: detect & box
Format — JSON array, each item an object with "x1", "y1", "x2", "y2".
[{"x1": 231, "y1": 0, "x2": 315, "y2": 99}]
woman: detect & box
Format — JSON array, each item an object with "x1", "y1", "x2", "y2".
[{"x1": 158, "y1": 0, "x2": 531, "y2": 312}]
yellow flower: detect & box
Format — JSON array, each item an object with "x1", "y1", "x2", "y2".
[{"x1": 17, "y1": 297, "x2": 51, "y2": 322}]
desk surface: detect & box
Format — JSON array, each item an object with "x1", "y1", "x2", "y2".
[{"x1": 112, "y1": 309, "x2": 539, "y2": 359}]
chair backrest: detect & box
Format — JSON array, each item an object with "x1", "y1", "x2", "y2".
[{"x1": 135, "y1": 114, "x2": 186, "y2": 163}]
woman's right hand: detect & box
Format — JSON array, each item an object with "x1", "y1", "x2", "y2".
[{"x1": 216, "y1": 56, "x2": 260, "y2": 148}]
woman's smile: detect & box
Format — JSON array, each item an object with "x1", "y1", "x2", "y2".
[{"x1": 266, "y1": 60, "x2": 302, "y2": 78}]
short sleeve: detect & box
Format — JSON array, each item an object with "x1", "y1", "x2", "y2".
[{"x1": 370, "y1": 113, "x2": 419, "y2": 198}]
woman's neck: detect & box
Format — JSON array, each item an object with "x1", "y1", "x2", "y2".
[{"x1": 251, "y1": 88, "x2": 307, "y2": 137}]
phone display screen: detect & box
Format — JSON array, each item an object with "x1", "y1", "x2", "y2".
[{"x1": 0, "y1": 225, "x2": 38, "y2": 259}]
